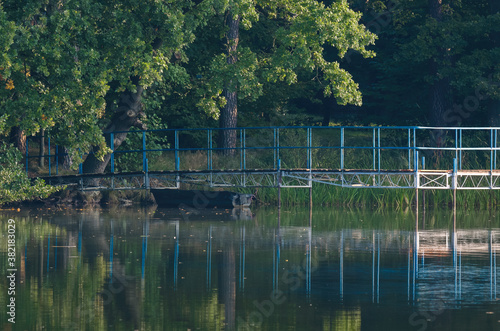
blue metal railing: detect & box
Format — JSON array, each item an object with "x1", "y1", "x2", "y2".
[{"x1": 25, "y1": 126, "x2": 500, "y2": 176}]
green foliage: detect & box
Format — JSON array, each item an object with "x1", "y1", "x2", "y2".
[
  {"x1": 176, "y1": 0, "x2": 376, "y2": 125},
  {"x1": 368, "y1": 0, "x2": 500, "y2": 125},
  {"x1": 0, "y1": 0, "x2": 207, "y2": 158},
  {"x1": 0, "y1": 143, "x2": 60, "y2": 204}
]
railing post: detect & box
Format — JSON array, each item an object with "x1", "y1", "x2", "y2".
[
  {"x1": 277, "y1": 128, "x2": 280, "y2": 168},
  {"x1": 307, "y1": 128, "x2": 311, "y2": 169},
  {"x1": 413, "y1": 128, "x2": 417, "y2": 170},
  {"x1": 56, "y1": 145, "x2": 58, "y2": 175},
  {"x1": 459, "y1": 129, "x2": 462, "y2": 170},
  {"x1": 495, "y1": 129, "x2": 498, "y2": 169},
  {"x1": 274, "y1": 128, "x2": 277, "y2": 169},
  {"x1": 491, "y1": 129, "x2": 494, "y2": 172},
  {"x1": 415, "y1": 150, "x2": 419, "y2": 189},
  {"x1": 308, "y1": 128, "x2": 312, "y2": 202},
  {"x1": 452, "y1": 158, "x2": 458, "y2": 190},
  {"x1": 373, "y1": 128, "x2": 376, "y2": 170},
  {"x1": 145, "y1": 158, "x2": 150, "y2": 189},
  {"x1": 240, "y1": 129, "x2": 243, "y2": 170},
  {"x1": 175, "y1": 130, "x2": 179, "y2": 171},
  {"x1": 278, "y1": 159, "x2": 282, "y2": 209},
  {"x1": 110, "y1": 133, "x2": 115, "y2": 173},
  {"x1": 377, "y1": 128, "x2": 381, "y2": 171},
  {"x1": 340, "y1": 127, "x2": 344, "y2": 170},
  {"x1": 408, "y1": 128, "x2": 411, "y2": 169},
  {"x1": 243, "y1": 129, "x2": 246, "y2": 170},
  {"x1": 142, "y1": 130, "x2": 147, "y2": 172}
]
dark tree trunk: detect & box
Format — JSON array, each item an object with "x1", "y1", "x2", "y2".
[
  {"x1": 9, "y1": 127, "x2": 26, "y2": 155},
  {"x1": 428, "y1": 0, "x2": 452, "y2": 145},
  {"x1": 220, "y1": 13, "x2": 240, "y2": 156},
  {"x1": 39, "y1": 129, "x2": 45, "y2": 168},
  {"x1": 80, "y1": 30, "x2": 164, "y2": 176},
  {"x1": 429, "y1": 61, "x2": 452, "y2": 128},
  {"x1": 321, "y1": 103, "x2": 330, "y2": 127},
  {"x1": 321, "y1": 96, "x2": 336, "y2": 126},
  {"x1": 488, "y1": 0, "x2": 500, "y2": 125},
  {"x1": 82, "y1": 83, "x2": 146, "y2": 175},
  {"x1": 62, "y1": 146, "x2": 73, "y2": 170}
]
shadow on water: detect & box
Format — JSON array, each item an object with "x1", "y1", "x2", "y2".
[{"x1": 1, "y1": 205, "x2": 500, "y2": 330}]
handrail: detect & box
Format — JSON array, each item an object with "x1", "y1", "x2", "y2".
[{"x1": 25, "y1": 125, "x2": 500, "y2": 176}]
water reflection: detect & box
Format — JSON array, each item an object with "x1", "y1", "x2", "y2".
[{"x1": 1, "y1": 207, "x2": 500, "y2": 330}]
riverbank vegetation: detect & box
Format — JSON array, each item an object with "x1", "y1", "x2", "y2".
[{"x1": 250, "y1": 185, "x2": 500, "y2": 210}]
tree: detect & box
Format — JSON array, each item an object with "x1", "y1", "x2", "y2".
[
  {"x1": 0, "y1": 142, "x2": 59, "y2": 204},
  {"x1": 487, "y1": 0, "x2": 500, "y2": 125},
  {"x1": 220, "y1": 8, "x2": 242, "y2": 155},
  {"x1": 428, "y1": 0, "x2": 452, "y2": 130},
  {"x1": 0, "y1": 0, "x2": 217, "y2": 175},
  {"x1": 383, "y1": 0, "x2": 500, "y2": 128},
  {"x1": 195, "y1": 0, "x2": 376, "y2": 151}
]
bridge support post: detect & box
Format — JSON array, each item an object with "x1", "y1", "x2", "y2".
[
  {"x1": 452, "y1": 158, "x2": 458, "y2": 211},
  {"x1": 309, "y1": 170, "x2": 312, "y2": 208},
  {"x1": 421, "y1": 156, "x2": 425, "y2": 210},
  {"x1": 278, "y1": 159, "x2": 282, "y2": 209},
  {"x1": 415, "y1": 188, "x2": 419, "y2": 212},
  {"x1": 111, "y1": 133, "x2": 115, "y2": 190},
  {"x1": 145, "y1": 159, "x2": 150, "y2": 190}
]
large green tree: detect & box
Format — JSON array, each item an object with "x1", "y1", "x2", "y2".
[
  {"x1": 1, "y1": 0, "x2": 375, "y2": 180},
  {"x1": 0, "y1": 0, "x2": 218, "y2": 173},
  {"x1": 187, "y1": 0, "x2": 376, "y2": 151},
  {"x1": 149, "y1": 0, "x2": 375, "y2": 148}
]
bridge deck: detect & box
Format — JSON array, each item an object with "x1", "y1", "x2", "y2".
[{"x1": 36, "y1": 167, "x2": 500, "y2": 191}]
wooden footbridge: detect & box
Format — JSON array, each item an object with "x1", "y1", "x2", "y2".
[{"x1": 30, "y1": 125, "x2": 500, "y2": 191}]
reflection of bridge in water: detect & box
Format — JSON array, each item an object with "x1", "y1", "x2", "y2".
[
  {"x1": 27, "y1": 208, "x2": 499, "y2": 309},
  {"x1": 31, "y1": 126, "x2": 500, "y2": 192}
]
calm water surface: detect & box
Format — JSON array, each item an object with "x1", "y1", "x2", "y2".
[{"x1": 1, "y1": 206, "x2": 500, "y2": 330}]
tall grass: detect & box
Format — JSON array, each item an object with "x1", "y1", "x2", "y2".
[{"x1": 249, "y1": 186, "x2": 500, "y2": 209}]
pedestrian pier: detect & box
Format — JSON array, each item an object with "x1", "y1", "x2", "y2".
[{"x1": 29, "y1": 125, "x2": 500, "y2": 191}]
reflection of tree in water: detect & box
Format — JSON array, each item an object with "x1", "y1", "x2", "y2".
[
  {"x1": 220, "y1": 242, "x2": 236, "y2": 329},
  {"x1": 82, "y1": 211, "x2": 141, "y2": 330}
]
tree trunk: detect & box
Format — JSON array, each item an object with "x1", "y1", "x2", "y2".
[
  {"x1": 81, "y1": 29, "x2": 163, "y2": 179},
  {"x1": 321, "y1": 96, "x2": 336, "y2": 126},
  {"x1": 82, "y1": 84, "x2": 146, "y2": 175},
  {"x1": 220, "y1": 13, "x2": 240, "y2": 156},
  {"x1": 9, "y1": 127, "x2": 26, "y2": 155},
  {"x1": 429, "y1": 61, "x2": 452, "y2": 128},
  {"x1": 488, "y1": 0, "x2": 500, "y2": 125},
  {"x1": 62, "y1": 146, "x2": 73, "y2": 170},
  {"x1": 39, "y1": 129, "x2": 45, "y2": 168},
  {"x1": 428, "y1": 0, "x2": 452, "y2": 145}
]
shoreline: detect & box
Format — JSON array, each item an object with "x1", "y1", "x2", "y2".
[{"x1": 4, "y1": 185, "x2": 500, "y2": 211}]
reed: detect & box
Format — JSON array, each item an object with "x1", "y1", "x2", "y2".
[{"x1": 245, "y1": 185, "x2": 500, "y2": 209}]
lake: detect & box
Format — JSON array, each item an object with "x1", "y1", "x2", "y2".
[{"x1": 1, "y1": 206, "x2": 500, "y2": 330}]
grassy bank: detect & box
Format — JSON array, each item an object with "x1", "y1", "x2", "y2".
[{"x1": 242, "y1": 185, "x2": 500, "y2": 209}]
